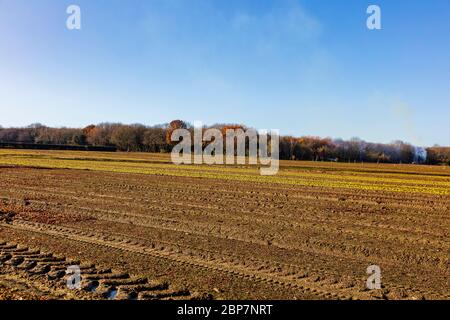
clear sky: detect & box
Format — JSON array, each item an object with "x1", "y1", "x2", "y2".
[{"x1": 1, "y1": 0, "x2": 449, "y2": 146}]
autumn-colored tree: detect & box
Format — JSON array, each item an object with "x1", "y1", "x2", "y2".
[
  {"x1": 166, "y1": 120, "x2": 188, "y2": 145},
  {"x1": 82, "y1": 125, "x2": 96, "y2": 142}
]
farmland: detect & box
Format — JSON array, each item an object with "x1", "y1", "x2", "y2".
[{"x1": 0, "y1": 149, "x2": 449, "y2": 300}]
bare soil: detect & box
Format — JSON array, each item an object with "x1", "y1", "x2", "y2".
[{"x1": 0, "y1": 161, "x2": 449, "y2": 300}]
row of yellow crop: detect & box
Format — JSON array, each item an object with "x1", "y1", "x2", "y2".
[
  {"x1": 1, "y1": 154, "x2": 449, "y2": 196},
  {"x1": 4, "y1": 150, "x2": 449, "y2": 186}
]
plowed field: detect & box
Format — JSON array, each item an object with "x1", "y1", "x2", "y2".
[{"x1": 0, "y1": 150, "x2": 449, "y2": 300}]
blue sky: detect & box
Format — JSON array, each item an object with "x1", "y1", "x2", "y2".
[{"x1": 0, "y1": 0, "x2": 449, "y2": 146}]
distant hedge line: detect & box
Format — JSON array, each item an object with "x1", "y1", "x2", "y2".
[{"x1": 0, "y1": 142, "x2": 117, "y2": 152}]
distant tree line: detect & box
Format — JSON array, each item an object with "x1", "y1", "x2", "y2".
[
  {"x1": 279, "y1": 136, "x2": 430, "y2": 164},
  {"x1": 0, "y1": 122, "x2": 449, "y2": 165},
  {"x1": 0, "y1": 123, "x2": 170, "y2": 153},
  {"x1": 426, "y1": 147, "x2": 450, "y2": 165}
]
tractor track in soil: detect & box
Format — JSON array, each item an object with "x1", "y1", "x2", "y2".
[
  {"x1": 1, "y1": 195, "x2": 448, "y2": 274},
  {"x1": 2, "y1": 220, "x2": 448, "y2": 300},
  {"x1": 0, "y1": 159, "x2": 448, "y2": 300},
  {"x1": 0, "y1": 235, "x2": 199, "y2": 300}
]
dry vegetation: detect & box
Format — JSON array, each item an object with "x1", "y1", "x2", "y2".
[{"x1": 0, "y1": 150, "x2": 449, "y2": 300}]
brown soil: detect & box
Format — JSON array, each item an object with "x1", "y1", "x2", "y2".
[{"x1": 0, "y1": 164, "x2": 449, "y2": 300}]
